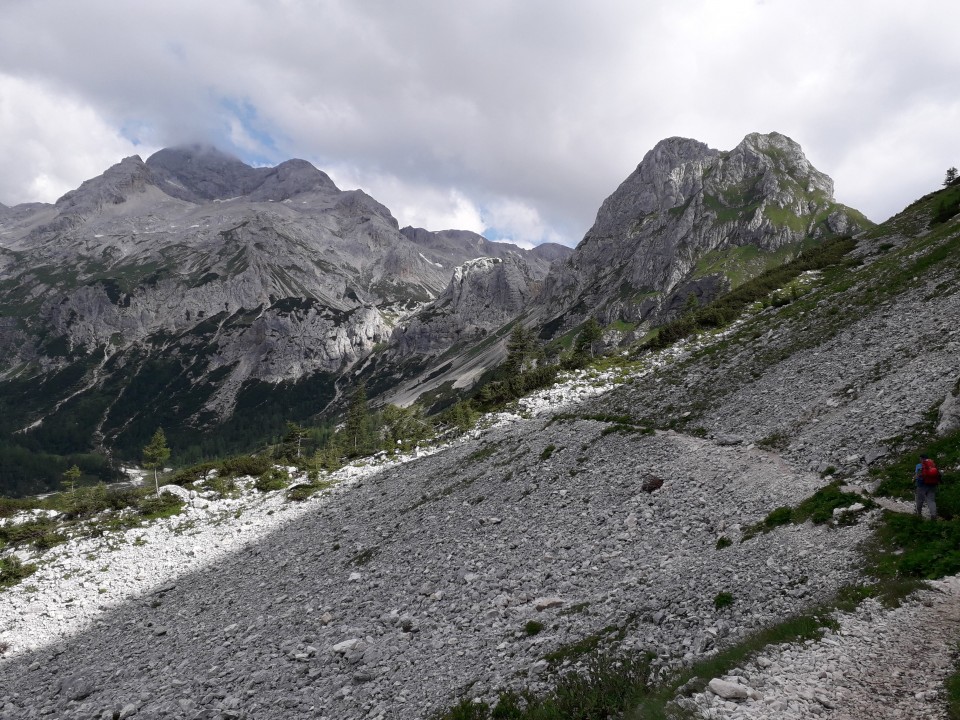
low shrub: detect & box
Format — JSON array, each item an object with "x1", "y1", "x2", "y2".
[
  {"x1": 0, "y1": 518, "x2": 66, "y2": 551},
  {"x1": 524, "y1": 620, "x2": 544, "y2": 636},
  {"x1": 286, "y1": 481, "x2": 329, "y2": 502},
  {"x1": 138, "y1": 492, "x2": 185, "y2": 520},
  {"x1": 0, "y1": 556, "x2": 38, "y2": 590},
  {"x1": 436, "y1": 652, "x2": 652, "y2": 720},
  {"x1": 255, "y1": 467, "x2": 290, "y2": 492},
  {"x1": 713, "y1": 592, "x2": 734, "y2": 610}
]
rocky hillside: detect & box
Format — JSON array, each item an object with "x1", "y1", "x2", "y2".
[
  {"x1": 0, "y1": 134, "x2": 872, "y2": 491},
  {"x1": 372, "y1": 133, "x2": 874, "y2": 411},
  {"x1": 0, "y1": 146, "x2": 569, "y2": 484},
  {"x1": 0, "y1": 178, "x2": 958, "y2": 718},
  {"x1": 537, "y1": 132, "x2": 871, "y2": 338}
]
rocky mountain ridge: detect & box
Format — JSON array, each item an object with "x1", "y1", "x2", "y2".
[
  {"x1": 372, "y1": 132, "x2": 874, "y2": 409},
  {"x1": 536, "y1": 132, "x2": 871, "y2": 336},
  {"x1": 0, "y1": 146, "x2": 569, "y2": 474}
]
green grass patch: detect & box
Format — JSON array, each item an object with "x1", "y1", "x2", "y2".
[
  {"x1": 347, "y1": 546, "x2": 380, "y2": 567},
  {"x1": 524, "y1": 620, "x2": 545, "y2": 636},
  {"x1": 742, "y1": 483, "x2": 872, "y2": 540},
  {"x1": 436, "y1": 652, "x2": 654, "y2": 720},
  {"x1": 946, "y1": 661, "x2": 960, "y2": 719},
  {"x1": 467, "y1": 444, "x2": 499, "y2": 465},
  {"x1": 713, "y1": 592, "x2": 734, "y2": 610},
  {"x1": 870, "y1": 512, "x2": 960, "y2": 580},
  {"x1": 0, "y1": 556, "x2": 38, "y2": 590},
  {"x1": 646, "y1": 236, "x2": 856, "y2": 350}
]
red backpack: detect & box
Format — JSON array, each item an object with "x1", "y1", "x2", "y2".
[{"x1": 920, "y1": 458, "x2": 942, "y2": 485}]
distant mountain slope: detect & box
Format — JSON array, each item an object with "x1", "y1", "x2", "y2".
[{"x1": 0, "y1": 147, "x2": 568, "y2": 492}]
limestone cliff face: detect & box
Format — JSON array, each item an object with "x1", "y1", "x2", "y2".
[
  {"x1": 391, "y1": 256, "x2": 542, "y2": 356},
  {"x1": 538, "y1": 132, "x2": 871, "y2": 334}
]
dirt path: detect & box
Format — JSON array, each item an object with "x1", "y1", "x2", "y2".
[{"x1": 691, "y1": 554, "x2": 960, "y2": 719}]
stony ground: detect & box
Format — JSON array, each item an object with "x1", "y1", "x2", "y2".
[
  {"x1": 2, "y1": 236, "x2": 959, "y2": 719},
  {"x1": 686, "y1": 576, "x2": 960, "y2": 719},
  {"x1": 0, "y1": 410, "x2": 872, "y2": 720}
]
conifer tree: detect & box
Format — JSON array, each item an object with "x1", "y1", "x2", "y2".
[
  {"x1": 504, "y1": 325, "x2": 536, "y2": 376},
  {"x1": 282, "y1": 421, "x2": 307, "y2": 459},
  {"x1": 142, "y1": 428, "x2": 171, "y2": 494},
  {"x1": 575, "y1": 317, "x2": 603, "y2": 358},
  {"x1": 62, "y1": 464, "x2": 81, "y2": 496},
  {"x1": 344, "y1": 384, "x2": 374, "y2": 456},
  {"x1": 945, "y1": 167, "x2": 958, "y2": 186}
]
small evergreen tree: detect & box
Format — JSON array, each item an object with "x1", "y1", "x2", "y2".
[
  {"x1": 504, "y1": 325, "x2": 537, "y2": 376},
  {"x1": 314, "y1": 436, "x2": 344, "y2": 472},
  {"x1": 142, "y1": 428, "x2": 171, "y2": 494},
  {"x1": 62, "y1": 464, "x2": 81, "y2": 496},
  {"x1": 945, "y1": 167, "x2": 958, "y2": 186},
  {"x1": 575, "y1": 317, "x2": 603, "y2": 359},
  {"x1": 440, "y1": 400, "x2": 478, "y2": 434},
  {"x1": 343, "y1": 384, "x2": 374, "y2": 456},
  {"x1": 379, "y1": 404, "x2": 433, "y2": 452},
  {"x1": 282, "y1": 421, "x2": 307, "y2": 460}
]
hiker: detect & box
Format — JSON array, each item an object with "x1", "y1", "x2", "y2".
[{"x1": 914, "y1": 454, "x2": 942, "y2": 520}]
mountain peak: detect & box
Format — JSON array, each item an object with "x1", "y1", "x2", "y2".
[
  {"x1": 54, "y1": 154, "x2": 154, "y2": 209},
  {"x1": 538, "y1": 131, "x2": 870, "y2": 336},
  {"x1": 145, "y1": 145, "x2": 269, "y2": 202},
  {"x1": 729, "y1": 131, "x2": 834, "y2": 198}
]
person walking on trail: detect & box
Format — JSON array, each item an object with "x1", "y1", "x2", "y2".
[{"x1": 915, "y1": 453, "x2": 942, "y2": 520}]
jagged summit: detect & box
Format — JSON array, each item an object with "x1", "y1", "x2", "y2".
[
  {"x1": 145, "y1": 145, "x2": 339, "y2": 203},
  {"x1": 536, "y1": 131, "x2": 872, "y2": 336}
]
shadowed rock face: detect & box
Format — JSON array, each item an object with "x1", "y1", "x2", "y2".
[{"x1": 537, "y1": 132, "x2": 872, "y2": 335}]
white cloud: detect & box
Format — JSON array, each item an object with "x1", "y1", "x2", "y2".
[
  {"x1": 0, "y1": 0, "x2": 958, "y2": 239},
  {"x1": 0, "y1": 73, "x2": 156, "y2": 205},
  {"x1": 481, "y1": 199, "x2": 563, "y2": 249},
  {"x1": 326, "y1": 165, "x2": 485, "y2": 233}
]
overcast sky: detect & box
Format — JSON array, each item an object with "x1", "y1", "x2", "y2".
[{"x1": 1, "y1": 1, "x2": 958, "y2": 247}]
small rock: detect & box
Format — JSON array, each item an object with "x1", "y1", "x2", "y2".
[
  {"x1": 533, "y1": 597, "x2": 564, "y2": 611},
  {"x1": 708, "y1": 678, "x2": 751, "y2": 700}
]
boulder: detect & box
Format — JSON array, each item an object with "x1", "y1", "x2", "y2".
[
  {"x1": 937, "y1": 389, "x2": 960, "y2": 435},
  {"x1": 708, "y1": 678, "x2": 751, "y2": 700}
]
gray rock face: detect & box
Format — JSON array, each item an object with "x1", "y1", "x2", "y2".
[
  {"x1": 537, "y1": 132, "x2": 871, "y2": 335},
  {"x1": 391, "y1": 256, "x2": 542, "y2": 356},
  {"x1": 937, "y1": 387, "x2": 960, "y2": 435},
  {"x1": 0, "y1": 148, "x2": 568, "y2": 459}
]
